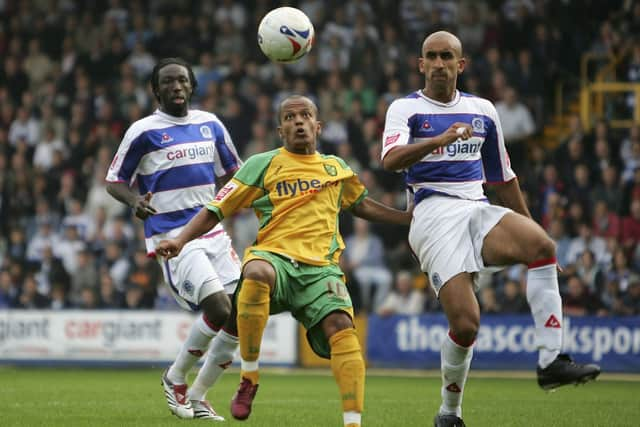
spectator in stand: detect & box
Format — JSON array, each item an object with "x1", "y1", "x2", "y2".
[
  {"x1": 17, "y1": 274, "x2": 50, "y2": 309},
  {"x1": 600, "y1": 277, "x2": 625, "y2": 315},
  {"x1": 547, "y1": 218, "x2": 572, "y2": 269},
  {"x1": 69, "y1": 248, "x2": 98, "y2": 307},
  {"x1": 0, "y1": 268, "x2": 20, "y2": 308},
  {"x1": 343, "y1": 217, "x2": 393, "y2": 313},
  {"x1": 78, "y1": 287, "x2": 100, "y2": 309},
  {"x1": 35, "y1": 244, "x2": 70, "y2": 297},
  {"x1": 478, "y1": 286, "x2": 501, "y2": 314},
  {"x1": 564, "y1": 200, "x2": 588, "y2": 238},
  {"x1": 101, "y1": 240, "x2": 130, "y2": 292},
  {"x1": 607, "y1": 248, "x2": 634, "y2": 293},
  {"x1": 33, "y1": 127, "x2": 66, "y2": 173},
  {"x1": 575, "y1": 250, "x2": 606, "y2": 295},
  {"x1": 123, "y1": 248, "x2": 160, "y2": 309},
  {"x1": 592, "y1": 165, "x2": 622, "y2": 213},
  {"x1": 621, "y1": 143, "x2": 640, "y2": 184},
  {"x1": 495, "y1": 85, "x2": 536, "y2": 173},
  {"x1": 50, "y1": 282, "x2": 71, "y2": 310},
  {"x1": 3, "y1": 56, "x2": 29, "y2": 105},
  {"x1": 592, "y1": 136, "x2": 620, "y2": 180},
  {"x1": 560, "y1": 137, "x2": 592, "y2": 185},
  {"x1": 620, "y1": 277, "x2": 640, "y2": 315},
  {"x1": 6, "y1": 229, "x2": 28, "y2": 262},
  {"x1": 54, "y1": 224, "x2": 86, "y2": 276},
  {"x1": 622, "y1": 199, "x2": 640, "y2": 252},
  {"x1": 566, "y1": 163, "x2": 593, "y2": 212},
  {"x1": 98, "y1": 268, "x2": 124, "y2": 309},
  {"x1": 344, "y1": 74, "x2": 377, "y2": 116},
  {"x1": 539, "y1": 164, "x2": 565, "y2": 220},
  {"x1": 619, "y1": 124, "x2": 640, "y2": 162},
  {"x1": 566, "y1": 221, "x2": 609, "y2": 267},
  {"x1": 591, "y1": 199, "x2": 621, "y2": 239},
  {"x1": 8, "y1": 106, "x2": 40, "y2": 148},
  {"x1": 498, "y1": 279, "x2": 528, "y2": 314},
  {"x1": 376, "y1": 270, "x2": 425, "y2": 316},
  {"x1": 26, "y1": 220, "x2": 60, "y2": 264},
  {"x1": 562, "y1": 275, "x2": 603, "y2": 316}
]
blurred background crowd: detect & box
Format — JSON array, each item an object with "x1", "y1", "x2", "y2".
[{"x1": 1, "y1": 0, "x2": 639, "y2": 318}]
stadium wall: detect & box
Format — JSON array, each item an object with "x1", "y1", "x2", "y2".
[{"x1": 1, "y1": 310, "x2": 638, "y2": 372}]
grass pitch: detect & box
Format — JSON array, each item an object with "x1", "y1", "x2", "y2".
[{"x1": 1, "y1": 366, "x2": 638, "y2": 426}]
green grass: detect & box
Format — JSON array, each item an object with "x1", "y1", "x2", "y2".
[{"x1": 1, "y1": 367, "x2": 638, "y2": 426}]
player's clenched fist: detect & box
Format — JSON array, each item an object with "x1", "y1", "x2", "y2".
[
  {"x1": 156, "y1": 239, "x2": 183, "y2": 259},
  {"x1": 440, "y1": 122, "x2": 472, "y2": 145}
]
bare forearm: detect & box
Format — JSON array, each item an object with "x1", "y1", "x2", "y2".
[
  {"x1": 176, "y1": 207, "x2": 221, "y2": 245},
  {"x1": 352, "y1": 197, "x2": 411, "y2": 225},
  {"x1": 106, "y1": 182, "x2": 137, "y2": 207},
  {"x1": 382, "y1": 138, "x2": 444, "y2": 171},
  {"x1": 493, "y1": 178, "x2": 531, "y2": 218}
]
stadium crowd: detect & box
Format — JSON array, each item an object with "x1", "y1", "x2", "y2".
[{"x1": 0, "y1": 0, "x2": 639, "y2": 317}]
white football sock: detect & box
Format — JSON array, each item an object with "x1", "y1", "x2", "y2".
[
  {"x1": 526, "y1": 261, "x2": 562, "y2": 368},
  {"x1": 167, "y1": 314, "x2": 216, "y2": 384},
  {"x1": 241, "y1": 359, "x2": 259, "y2": 372},
  {"x1": 343, "y1": 411, "x2": 361, "y2": 426},
  {"x1": 188, "y1": 330, "x2": 239, "y2": 401},
  {"x1": 439, "y1": 333, "x2": 473, "y2": 418}
]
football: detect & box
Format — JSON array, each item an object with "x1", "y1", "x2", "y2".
[{"x1": 257, "y1": 7, "x2": 314, "y2": 63}]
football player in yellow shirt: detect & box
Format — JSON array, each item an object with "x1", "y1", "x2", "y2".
[{"x1": 157, "y1": 95, "x2": 411, "y2": 427}]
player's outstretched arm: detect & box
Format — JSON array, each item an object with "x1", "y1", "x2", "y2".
[
  {"x1": 351, "y1": 197, "x2": 412, "y2": 225},
  {"x1": 156, "y1": 208, "x2": 221, "y2": 259},
  {"x1": 382, "y1": 122, "x2": 472, "y2": 171}
]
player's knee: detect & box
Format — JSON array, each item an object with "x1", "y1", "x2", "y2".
[
  {"x1": 243, "y1": 260, "x2": 276, "y2": 285},
  {"x1": 530, "y1": 235, "x2": 556, "y2": 262},
  {"x1": 201, "y1": 292, "x2": 232, "y2": 327},
  {"x1": 449, "y1": 317, "x2": 479, "y2": 346},
  {"x1": 321, "y1": 311, "x2": 354, "y2": 339}
]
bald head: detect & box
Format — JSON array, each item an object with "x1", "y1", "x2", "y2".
[
  {"x1": 418, "y1": 30, "x2": 466, "y2": 102},
  {"x1": 422, "y1": 31, "x2": 463, "y2": 57}
]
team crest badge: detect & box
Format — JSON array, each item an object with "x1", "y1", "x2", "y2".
[
  {"x1": 431, "y1": 272, "x2": 443, "y2": 291},
  {"x1": 200, "y1": 125, "x2": 212, "y2": 139},
  {"x1": 472, "y1": 117, "x2": 485, "y2": 133},
  {"x1": 323, "y1": 163, "x2": 337, "y2": 176},
  {"x1": 183, "y1": 280, "x2": 194, "y2": 296}
]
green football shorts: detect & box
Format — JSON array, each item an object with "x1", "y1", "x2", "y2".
[{"x1": 242, "y1": 250, "x2": 354, "y2": 359}]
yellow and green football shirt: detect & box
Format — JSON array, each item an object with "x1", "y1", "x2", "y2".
[{"x1": 206, "y1": 147, "x2": 367, "y2": 266}]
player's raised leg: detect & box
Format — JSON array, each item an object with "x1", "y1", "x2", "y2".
[
  {"x1": 483, "y1": 212, "x2": 600, "y2": 389},
  {"x1": 230, "y1": 260, "x2": 274, "y2": 420}
]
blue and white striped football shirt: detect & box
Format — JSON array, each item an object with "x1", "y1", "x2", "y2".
[
  {"x1": 106, "y1": 109, "x2": 242, "y2": 255},
  {"x1": 382, "y1": 90, "x2": 515, "y2": 204}
]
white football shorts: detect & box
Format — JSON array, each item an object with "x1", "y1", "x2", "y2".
[
  {"x1": 157, "y1": 232, "x2": 241, "y2": 312},
  {"x1": 409, "y1": 195, "x2": 511, "y2": 296}
]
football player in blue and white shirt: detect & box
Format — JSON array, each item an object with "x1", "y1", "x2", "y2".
[
  {"x1": 381, "y1": 31, "x2": 600, "y2": 427},
  {"x1": 106, "y1": 58, "x2": 241, "y2": 421}
]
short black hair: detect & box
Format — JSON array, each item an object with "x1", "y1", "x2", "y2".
[
  {"x1": 277, "y1": 95, "x2": 318, "y2": 124},
  {"x1": 150, "y1": 57, "x2": 198, "y2": 102}
]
